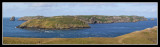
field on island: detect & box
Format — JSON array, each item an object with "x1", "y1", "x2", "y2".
[{"x1": 3, "y1": 26, "x2": 157, "y2": 44}]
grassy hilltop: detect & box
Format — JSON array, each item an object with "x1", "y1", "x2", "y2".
[
  {"x1": 17, "y1": 16, "x2": 90, "y2": 29},
  {"x1": 3, "y1": 26, "x2": 157, "y2": 44}
]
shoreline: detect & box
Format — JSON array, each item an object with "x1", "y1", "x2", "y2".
[
  {"x1": 3, "y1": 26, "x2": 157, "y2": 44},
  {"x1": 7, "y1": 26, "x2": 157, "y2": 38},
  {"x1": 15, "y1": 20, "x2": 147, "y2": 30}
]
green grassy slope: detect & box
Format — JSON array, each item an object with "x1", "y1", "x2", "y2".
[
  {"x1": 116, "y1": 26, "x2": 157, "y2": 44},
  {"x1": 18, "y1": 16, "x2": 90, "y2": 29},
  {"x1": 3, "y1": 26, "x2": 157, "y2": 44},
  {"x1": 17, "y1": 15, "x2": 147, "y2": 29}
]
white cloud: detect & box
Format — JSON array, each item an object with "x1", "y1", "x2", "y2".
[
  {"x1": 23, "y1": 3, "x2": 119, "y2": 7},
  {"x1": 31, "y1": 3, "x2": 46, "y2": 7},
  {"x1": 128, "y1": 3, "x2": 157, "y2": 6},
  {"x1": 30, "y1": 3, "x2": 53, "y2": 7},
  {"x1": 151, "y1": 8, "x2": 157, "y2": 12}
]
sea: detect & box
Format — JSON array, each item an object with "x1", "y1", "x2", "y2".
[{"x1": 3, "y1": 17, "x2": 158, "y2": 38}]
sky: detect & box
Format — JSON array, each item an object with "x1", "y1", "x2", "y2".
[{"x1": 2, "y1": 2, "x2": 158, "y2": 18}]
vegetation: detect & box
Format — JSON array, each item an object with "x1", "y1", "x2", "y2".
[
  {"x1": 75, "y1": 15, "x2": 147, "y2": 23},
  {"x1": 18, "y1": 16, "x2": 45, "y2": 21},
  {"x1": 3, "y1": 26, "x2": 157, "y2": 44},
  {"x1": 17, "y1": 15, "x2": 147, "y2": 30},
  {"x1": 115, "y1": 26, "x2": 157, "y2": 44},
  {"x1": 17, "y1": 16, "x2": 90, "y2": 29}
]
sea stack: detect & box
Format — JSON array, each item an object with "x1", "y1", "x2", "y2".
[
  {"x1": 10, "y1": 16, "x2": 15, "y2": 21},
  {"x1": 151, "y1": 18, "x2": 154, "y2": 21}
]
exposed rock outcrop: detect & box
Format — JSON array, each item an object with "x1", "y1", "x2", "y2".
[
  {"x1": 10, "y1": 16, "x2": 15, "y2": 21},
  {"x1": 18, "y1": 16, "x2": 45, "y2": 21}
]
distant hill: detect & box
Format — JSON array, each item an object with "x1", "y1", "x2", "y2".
[{"x1": 75, "y1": 15, "x2": 147, "y2": 24}]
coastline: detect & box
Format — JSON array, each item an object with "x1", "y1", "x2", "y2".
[{"x1": 3, "y1": 26, "x2": 157, "y2": 44}]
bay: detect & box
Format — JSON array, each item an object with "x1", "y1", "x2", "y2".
[{"x1": 2, "y1": 17, "x2": 157, "y2": 38}]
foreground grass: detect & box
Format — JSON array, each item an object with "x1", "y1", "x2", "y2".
[{"x1": 3, "y1": 26, "x2": 157, "y2": 44}]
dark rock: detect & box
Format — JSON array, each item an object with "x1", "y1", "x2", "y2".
[
  {"x1": 89, "y1": 16, "x2": 96, "y2": 24},
  {"x1": 10, "y1": 16, "x2": 15, "y2": 21}
]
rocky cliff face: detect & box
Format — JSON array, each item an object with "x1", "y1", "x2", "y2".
[
  {"x1": 10, "y1": 16, "x2": 15, "y2": 21},
  {"x1": 75, "y1": 15, "x2": 147, "y2": 24},
  {"x1": 18, "y1": 16, "x2": 45, "y2": 21}
]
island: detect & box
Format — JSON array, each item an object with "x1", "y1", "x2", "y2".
[
  {"x1": 10, "y1": 16, "x2": 15, "y2": 21},
  {"x1": 16, "y1": 16, "x2": 90, "y2": 30},
  {"x1": 16, "y1": 15, "x2": 147, "y2": 30}
]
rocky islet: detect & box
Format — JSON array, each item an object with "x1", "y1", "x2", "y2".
[{"x1": 10, "y1": 16, "x2": 15, "y2": 21}]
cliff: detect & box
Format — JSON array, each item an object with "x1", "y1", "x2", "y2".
[
  {"x1": 10, "y1": 16, "x2": 15, "y2": 21},
  {"x1": 18, "y1": 16, "x2": 45, "y2": 21},
  {"x1": 16, "y1": 16, "x2": 90, "y2": 30}
]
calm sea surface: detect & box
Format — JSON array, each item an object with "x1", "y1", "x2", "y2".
[{"x1": 3, "y1": 17, "x2": 157, "y2": 38}]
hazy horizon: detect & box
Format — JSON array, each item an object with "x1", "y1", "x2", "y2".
[
  {"x1": 3, "y1": 2, "x2": 158, "y2": 18},
  {"x1": 2, "y1": 15, "x2": 158, "y2": 18}
]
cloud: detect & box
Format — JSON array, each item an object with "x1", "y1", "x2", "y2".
[
  {"x1": 30, "y1": 3, "x2": 55, "y2": 7},
  {"x1": 80, "y1": 3, "x2": 118, "y2": 7},
  {"x1": 3, "y1": 2, "x2": 157, "y2": 18},
  {"x1": 24, "y1": 3, "x2": 118, "y2": 7},
  {"x1": 130, "y1": 3, "x2": 157, "y2": 6},
  {"x1": 150, "y1": 8, "x2": 157, "y2": 12},
  {"x1": 123, "y1": 8, "x2": 157, "y2": 13}
]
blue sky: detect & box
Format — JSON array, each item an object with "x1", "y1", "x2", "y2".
[{"x1": 3, "y1": 2, "x2": 158, "y2": 18}]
